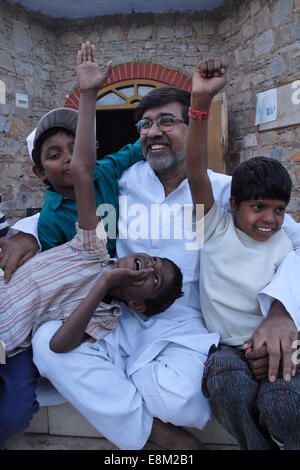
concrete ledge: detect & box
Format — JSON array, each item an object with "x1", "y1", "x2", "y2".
[{"x1": 6, "y1": 401, "x2": 239, "y2": 450}]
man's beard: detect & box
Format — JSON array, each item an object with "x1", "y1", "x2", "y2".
[{"x1": 145, "y1": 148, "x2": 185, "y2": 173}]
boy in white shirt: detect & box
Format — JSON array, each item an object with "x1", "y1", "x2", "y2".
[{"x1": 186, "y1": 58, "x2": 300, "y2": 449}]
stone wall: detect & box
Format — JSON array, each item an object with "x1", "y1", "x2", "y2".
[{"x1": 0, "y1": 0, "x2": 299, "y2": 223}]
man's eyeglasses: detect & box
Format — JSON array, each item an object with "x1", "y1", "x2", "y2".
[{"x1": 136, "y1": 115, "x2": 186, "y2": 135}]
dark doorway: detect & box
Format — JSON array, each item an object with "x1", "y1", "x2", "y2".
[{"x1": 96, "y1": 109, "x2": 139, "y2": 159}]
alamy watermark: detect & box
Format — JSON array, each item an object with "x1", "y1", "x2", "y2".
[
  {"x1": 96, "y1": 196, "x2": 204, "y2": 251},
  {"x1": 291, "y1": 80, "x2": 300, "y2": 105},
  {"x1": 292, "y1": 340, "x2": 300, "y2": 366}
]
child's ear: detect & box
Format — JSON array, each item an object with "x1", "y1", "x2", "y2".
[
  {"x1": 32, "y1": 166, "x2": 46, "y2": 182},
  {"x1": 229, "y1": 196, "x2": 238, "y2": 214},
  {"x1": 127, "y1": 299, "x2": 147, "y2": 313}
]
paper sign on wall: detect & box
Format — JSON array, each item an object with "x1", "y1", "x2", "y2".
[{"x1": 255, "y1": 88, "x2": 277, "y2": 125}]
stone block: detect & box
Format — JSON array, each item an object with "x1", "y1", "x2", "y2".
[
  {"x1": 294, "y1": 166, "x2": 300, "y2": 185},
  {"x1": 174, "y1": 25, "x2": 192, "y2": 39},
  {"x1": 256, "y1": 6, "x2": 272, "y2": 33},
  {"x1": 48, "y1": 403, "x2": 103, "y2": 438},
  {"x1": 241, "y1": 21, "x2": 256, "y2": 40},
  {"x1": 10, "y1": 20, "x2": 33, "y2": 54},
  {"x1": 254, "y1": 30, "x2": 274, "y2": 56},
  {"x1": 0, "y1": 116, "x2": 10, "y2": 132},
  {"x1": 102, "y1": 26, "x2": 125, "y2": 42},
  {"x1": 6, "y1": 434, "x2": 118, "y2": 450},
  {"x1": 269, "y1": 148, "x2": 284, "y2": 161},
  {"x1": 26, "y1": 407, "x2": 49, "y2": 434},
  {"x1": 251, "y1": 73, "x2": 266, "y2": 86},
  {"x1": 271, "y1": 57, "x2": 285, "y2": 77},
  {"x1": 292, "y1": 152, "x2": 300, "y2": 162},
  {"x1": 14, "y1": 60, "x2": 34, "y2": 76},
  {"x1": 290, "y1": 21, "x2": 300, "y2": 41},
  {"x1": 234, "y1": 48, "x2": 252, "y2": 66},
  {"x1": 250, "y1": 0, "x2": 261, "y2": 16},
  {"x1": 157, "y1": 26, "x2": 173, "y2": 39},
  {"x1": 186, "y1": 417, "x2": 237, "y2": 445},
  {"x1": 192, "y1": 20, "x2": 215, "y2": 36},
  {"x1": 127, "y1": 25, "x2": 153, "y2": 40},
  {"x1": 272, "y1": 0, "x2": 293, "y2": 28},
  {"x1": 0, "y1": 51, "x2": 15, "y2": 73},
  {"x1": 244, "y1": 133, "x2": 258, "y2": 147}
]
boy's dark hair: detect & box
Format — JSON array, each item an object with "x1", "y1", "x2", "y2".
[
  {"x1": 143, "y1": 258, "x2": 184, "y2": 317},
  {"x1": 231, "y1": 157, "x2": 292, "y2": 208},
  {"x1": 134, "y1": 86, "x2": 191, "y2": 124},
  {"x1": 32, "y1": 126, "x2": 75, "y2": 171}
]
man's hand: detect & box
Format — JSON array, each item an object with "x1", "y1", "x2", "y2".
[
  {"x1": 191, "y1": 58, "x2": 229, "y2": 109},
  {"x1": 242, "y1": 300, "x2": 298, "y2": 382},
  {"x1": 77, "y1": 41, "x2": 112, "y2": 93},
  {"x1": 0, "y1": 232, "x2": 39, "y2": 283}
]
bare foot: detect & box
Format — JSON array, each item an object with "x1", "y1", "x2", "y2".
[{"x1": 149, "y1": 418, "x2": 205, "y2": 450}]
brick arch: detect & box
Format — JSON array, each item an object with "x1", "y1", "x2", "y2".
[{"x1": 65, "y1": 62, "x2": 192, "y2": 110}]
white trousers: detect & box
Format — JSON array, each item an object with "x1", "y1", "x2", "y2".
[{"x1": 32, "y1": 320, "x2": 211, "y2": 450}]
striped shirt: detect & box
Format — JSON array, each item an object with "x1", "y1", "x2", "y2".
[{"x1": 0, "y1": 221, "x2": 122, "y2": 357}]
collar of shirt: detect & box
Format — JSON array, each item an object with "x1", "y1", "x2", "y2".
[{"x1": 45, "y1": 188, "x2": 72, "y2": 210}]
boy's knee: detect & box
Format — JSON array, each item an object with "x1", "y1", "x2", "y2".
[
  {"x1": 259, "y1": 377, "x2": 300, "y2": 422},
  {"x1": 132, "y1": 359, "x2": 209, "y2": 426},
  {"x1": 0, "y1": 392, "x2": 39, "y2": 445},
  {"x1": 203, "y1": 347, "x2": 257, "y2": 404},
  {"x1": 258, "y1": 376, "x2": 300, "y2": 447}
]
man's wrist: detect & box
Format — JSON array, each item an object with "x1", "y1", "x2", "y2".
[{"x1": 79, "y1": 88, "x2": 99, "y2": 97}]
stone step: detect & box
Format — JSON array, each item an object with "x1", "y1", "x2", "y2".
[{"x1": 6, "y1": 402, "x2": 239, "y2": 450}]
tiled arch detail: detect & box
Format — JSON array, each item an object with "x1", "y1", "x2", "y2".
[{"x1": 65, "y1": 62, "x2": 192, "y2": 109}]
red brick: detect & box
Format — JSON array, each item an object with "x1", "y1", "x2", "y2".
[
  {"x1": 66, "y1": 92, "x2": 79, "y2": 107},
  {"x1": 118, "y1": 64, "x2": 126, "y2": 81},
  {"x1": 181, "y1": 77, "x2": 192, "y2": 90},
  {"x1": 153, "y1": 65, "x2": 163, "y2": 81},
  {"x1": 294, "y1": 166, "x2": 300, "y2": 184},
  {"x1": 167, "y1": 70, "x2": 179, "y2": 85},
  {"x1": 111, "y1": 67, "x2": 117, "y2": 83},
  {"x1": 113, "y1": 65, "x2": 120, "y2": 82},
  {"x1": 159, "y1": 69, "x2": 169, "y2": 83},
  {"x1": 73, "y1": 87, "x2": 80, "y2": 99},
  {"x1": 176, "y1": 75, "x2": 188, "y2": 89},
  {"x1": 123, "y1": 63, "x2": 129, "y2": 80},
  {"x1": 65, "y1": 100, "x2": 79, "y2": 110},
  {"x1": 132, "y1": 63, "x2": 138, "y2": 78}
]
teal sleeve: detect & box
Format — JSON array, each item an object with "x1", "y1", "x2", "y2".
[{"x1": 96, "y1": 139, "x2": 144, "y2": 180}]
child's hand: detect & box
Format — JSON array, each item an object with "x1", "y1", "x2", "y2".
[
  {"x1": 103, "y1": 266, "x2": 154, "y2": 289},
  {"x1": 77, "y1": 41, "x2": 112, "y2": 93},
  {"x1": 191, "y1": 58, "x2": 229, "y2": 109}
]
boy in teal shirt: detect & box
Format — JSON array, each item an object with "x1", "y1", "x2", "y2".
[{"x1": 27, "y1": 107, "x2": 143, "y2": 255}]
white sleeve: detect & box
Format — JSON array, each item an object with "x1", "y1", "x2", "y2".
[
  {"x1": 9, "y1": 213, "x2": 41, "y2": 251},
  {"x1": 208, "y1": 170, "x2": 232, "y2": 212},
  {"x1": 282, "y1": 213, "x2": 300, "y2": 256},
  {"x1": 258, "y1": 251, "x2": 300, "y2": 331},
  {"x1": 258, "y1": 214, "x2": 300, "y2": 329}
]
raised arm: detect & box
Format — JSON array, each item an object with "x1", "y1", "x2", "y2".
[
  {"x1": 185, "y1": 58, "x2": 228, "y2": 215},
  {"x1": 71, "y1": 42, "x2": 112, "y2": 230}
]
